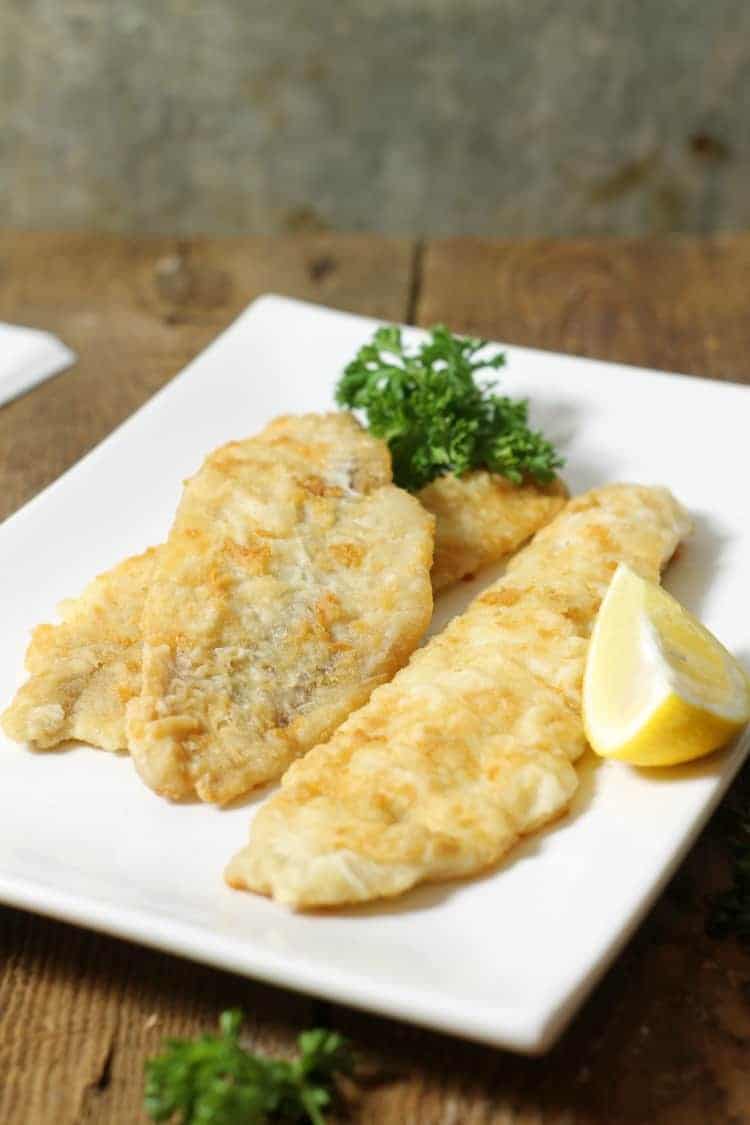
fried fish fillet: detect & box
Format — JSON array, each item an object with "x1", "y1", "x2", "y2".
[
  {"x1": 2, "y1": 420, "x2": 563, "y2": 761},
  {"x1": 419, "y1": 470, "x2": 567, "y2": 591},
  {"x1": 226, "y1": 484, "x2": 691, "y2": 907},
  {"x1": 1, "y1": 548, "x2": 158, "y2": 750},
  {"x1": 126, "y1": 413, "x2": 435, "y2": 804}
]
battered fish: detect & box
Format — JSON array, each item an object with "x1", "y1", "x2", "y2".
[
  {"x1": 127, "y1": 413, "x2": 435, "y2": 804},
  {"x1": 227, "y1": 484, "x2": 691, "y2": 908},
  {"x1": 1, "y1": 548, "x2": 158, "y2": 750},
  {"x1": 419, "y1": 470, "x2": 567, "y2": 591},
  {"x1": 2, "y1": 423, "x2": 564, "y2": 760}
]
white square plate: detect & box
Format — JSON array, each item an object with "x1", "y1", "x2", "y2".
[{"x1": 2, "y1": 296, "x2": 748, "y2": 1054}]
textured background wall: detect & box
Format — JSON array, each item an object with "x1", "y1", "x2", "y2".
[{"x1": 1, "y1": 0, "x2": 748, "y2": 237}]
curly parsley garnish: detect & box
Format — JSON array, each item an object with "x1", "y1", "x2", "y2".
[
  {"x1": 144, "y1": 1010, "x2": 352, "y2": 1125},
  {"x1": 335, "y1": 324, "x2": 563, "y2": 492}
]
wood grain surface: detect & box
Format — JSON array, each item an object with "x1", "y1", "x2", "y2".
[
  {"x1": 419, "y1": 235, "x2": 750, "y2": 384},
  {"x1": 0, "y1": 232, "x2": 748, "y2": 1124},
  {"x1": 0, "y1": 232, "x2": 415, "y2": 522}
]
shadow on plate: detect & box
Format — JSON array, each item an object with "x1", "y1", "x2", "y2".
[
  {"x1": 632, "y1": 722, "x2": 750, "y2": 784},
  {"x1": 664, "y1": 508, "x2": 733, "y2": 619},
  {"x1": 16, "y1": 738, "x2": 279, "y2": 812}
]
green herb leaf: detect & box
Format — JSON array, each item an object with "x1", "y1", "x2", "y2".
[
  {"x1": 144, "y1": 1010, "x2": 352, "y2": 1125},
  {"x1": 335, "y1": 324, "x2": 563, "y2": 492}
]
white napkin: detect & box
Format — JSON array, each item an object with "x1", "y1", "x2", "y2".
[{"x1": 0, "y1": 321, "x2": 76, "y2": 408}]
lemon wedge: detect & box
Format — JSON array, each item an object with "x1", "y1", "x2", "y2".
[{"x1": 583, "y1": 563, "x2": 750, "y2": 766}]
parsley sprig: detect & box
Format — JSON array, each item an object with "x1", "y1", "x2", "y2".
[
  {"x1": 145, "y1": 1010, "x2": 352, "y2": 1125},
  {"x1": 335, "y1": 324, "x2": 563, "y2": 492}
]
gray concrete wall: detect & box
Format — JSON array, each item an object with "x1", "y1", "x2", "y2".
[{"x1": 2, "y1": 0, "x2": 748, "y2": 237}]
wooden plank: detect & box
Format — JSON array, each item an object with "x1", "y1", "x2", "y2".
[
  {"x1": 319, "y1": 235, "x2": 750, "y2": 1123},
  {"x1": 0, "y1": 231, "x2": 415, "y2": 521},
  {"x1": 0, "y1": 231, "x2": 415, "y2": 1125},
  {"x1": 0, "y1": 907, "x2": 316, "y2": 1124},
  {"x1": 418, "y1": 234, "x2": 750, "y2": 384}
]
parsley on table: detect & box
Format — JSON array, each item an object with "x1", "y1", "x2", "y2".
[
  {"x1": 335, "y1": 324, "x2": 563, "y2": 492},
  {"x1": 144, "y1": 1010, "x2": 352, "y2": 1125}
]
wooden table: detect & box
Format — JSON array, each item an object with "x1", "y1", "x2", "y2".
[{"x1": 1, "y1": 231, "x2": 749, "y2": 1124}]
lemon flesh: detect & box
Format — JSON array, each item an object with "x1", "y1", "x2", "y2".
[{"x1": 583, "y1": 563, "x2": 750, "y2": 767}]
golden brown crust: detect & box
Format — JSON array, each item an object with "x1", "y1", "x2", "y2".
[
  {"x1": 419, "y1": 470, "x2": 567, "y2": 591},
  {"x1": 227, "y1": 484, "x2": 691, "y2": 908},
  {"x1": 1, "y1": 548, "x2": 159, "y2": 750},
  {"x1": 127, "y1": 413, "x2": 435, "y2": 804},
  {"x1": 2, "y1": 424, "x2": 565, "y2": 762}
]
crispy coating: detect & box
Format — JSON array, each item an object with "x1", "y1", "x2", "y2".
[
  {"x1": 1, "y1": 422, "x2": 560, "y2": 764},
  {"x1": 419, "y1": 470, "x2": 567, "y2": 591},
  {"x1": 126, "y1": 413, "x2": 435, "y2": 804},
  {"x1": 1, "y1": 548, "x2": 158, "y2": 750},
  {"x1": 227, "y1": 484, "x2": 691, "y2": 908}
]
